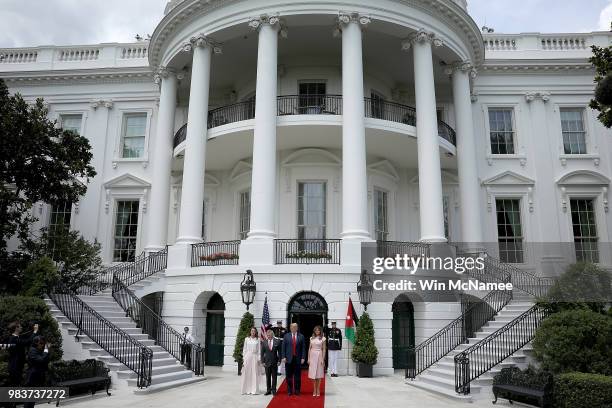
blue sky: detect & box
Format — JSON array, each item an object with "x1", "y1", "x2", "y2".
[{"x1": 0, "y1": 0, "x2": 610, "y2": 48}]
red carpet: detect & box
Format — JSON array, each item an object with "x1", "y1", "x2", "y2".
[{"x1": 266, "y1": 369, "x2": 325, "y2": 408}]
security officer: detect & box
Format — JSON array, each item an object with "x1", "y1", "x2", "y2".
[
  {"x1": 327, "y1": 321, "x2": 342, "y2": 377},
  {"x1": 272, "y1": 321, "x2": 287, "y2": 375}
]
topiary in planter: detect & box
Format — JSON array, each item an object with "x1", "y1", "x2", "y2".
[
  {"x1": 351, "y1": 312, "x2": 378, "y2": 377},
  {"x1": 232, "y1": 312, "x2": 254, "y2": 375}
]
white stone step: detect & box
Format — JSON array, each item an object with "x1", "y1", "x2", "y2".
[
  {"x1": 406, "y1": 377, "x2": 477, "y2": 400},
  {"x1": 116, "y1": 363, "x2": 185, "y2": 379},
  {"x1": 127, "y1": 370, "x2": 193, "y2": 387},
  {"x1": 132, "y1": 376, "x2": 206, "y2": 395}
]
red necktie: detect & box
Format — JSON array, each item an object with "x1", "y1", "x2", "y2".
[{"x1": 292, "y1": 334, "x2": 296, "y2": 356}]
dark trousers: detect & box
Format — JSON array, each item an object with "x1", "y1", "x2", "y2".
[
  {"x1": 180, "y1": 344, "x2": 192, "y2": 367},
  {"x1": 285, "y1": 358, "x2": 301, "y2": 394},
  {"x1": 265, "y1": 365, "x2": 278, "y2": 393}
]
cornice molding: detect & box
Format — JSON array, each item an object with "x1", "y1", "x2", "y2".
[
  {"x1": 482, "y1": 61, "x2": 594, "y2": 74},
  {"x1": 0, "y1": 67, "x2": 155, "y2": 86}
]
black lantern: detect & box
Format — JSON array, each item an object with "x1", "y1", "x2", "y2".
[
  {"x1": 357, "y1": 269, "x2": 373, "y2": 310},
  {"x1": 240, "y1": 269, "x2": 256, "y2": 310}
]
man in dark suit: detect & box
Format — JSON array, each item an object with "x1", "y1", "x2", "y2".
[
  {"x1": 261, "y1": 329, "x2": 281, "y2": 395},
  {"x1": 281, "y1": 322, "x2": 305, "y2": 396},
  {"x1": 5, "y1": 321, "x2": 38, "y2": 386}
]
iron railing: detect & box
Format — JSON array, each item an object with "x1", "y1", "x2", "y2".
[
  {"x1": 114, "y1": 247, "x2": 168, "y2": 287},
  {"x1": 274, "y1": 239, "x2": 341, "y2": 264},
  {"x1": 277, "y1": 94, "x2": 343, "y2": 115},
  {"x1": 48, "y1": 283, "x2": 153, "y2": 388},
  {"x1": 111, "y1": 276, "x2": 205, "y2": 377},
  {"x1": 191, "y1": 240, "x2": 240, "y2": 267},
  {"x1": 172, "y1": 95, "x2": 458, "y2": 148},
  {"x1": 454, "y1": 304, "x2": 552, "y2": 395},
  {"x1": 376, "y1": 241, "x2": 431, "y2": 259},
  {"x1": 405, "y1": 284, "x2": 513, "y2": 379}
]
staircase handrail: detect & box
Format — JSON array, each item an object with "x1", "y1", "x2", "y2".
[
  {"x1": 48, "y1": 282, "x2": 153, "y2": 388},
  {"x1": 454, "y1": 304, "x2": 552, "y2": 395},
  {"x1": 111, "y1": 275, "x2": 205, "y2": 377}
]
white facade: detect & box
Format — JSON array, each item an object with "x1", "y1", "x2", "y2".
[{"x1": 2, "y1": 0, "x2": 611, "y2": 375}]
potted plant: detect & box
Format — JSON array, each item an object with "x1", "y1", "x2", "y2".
[
  {"x1": 351, "y1": 312, "x2": 378, "y2": 377},
  {"x1": 232, "y1": 311, "x2": 254, "y2": 375}
]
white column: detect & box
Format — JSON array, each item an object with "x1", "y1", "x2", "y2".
[
  {"x1": 247, "y1": 16, "x2": 280, "y2": 240},
  {"x1": 448, "y1": 62, "x2": 483, "y2": 245},
  {"x1": 146, "y1": 68, "x2": 178, "y2": 252},
  {"x1": 339, "y1": 13, "x2": 371, "y2": 240},
  {"x1": 176, "y1": 35, "x2": 216, "y2": 244},
  {"x1": 403, "y1": 30, "x2": 446, "y2": 243}
]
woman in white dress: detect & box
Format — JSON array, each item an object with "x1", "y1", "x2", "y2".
[{"x1": 241, "y1": 327, "x2": 263, "y2": 395}]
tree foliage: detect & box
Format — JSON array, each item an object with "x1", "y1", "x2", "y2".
[
  {"x1": 351, "y1": 312, "x2": 378, "y2": 365},
  {"x1": 590, "y1": 45, "x2": 612, "y2": 128},
  {"x1": 0, "y1": 78, "x2": 96, "y2": 252},
  {"x1": 22, "y1": 256, "x2": 59, "y2": 298},
  {"x1": 232, "y1": 312, "x2": 254, "y2": 365},
  {"x1": 532, "y1": 308, "x2": 612, "y2": 376}
]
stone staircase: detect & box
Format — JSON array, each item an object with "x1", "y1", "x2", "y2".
[
  {"x1": 45, "y1": 276, "x2": 203, "y2": 393},
  {"x1": 406, "y1": 290, "x2": 536, "y2": 402}
]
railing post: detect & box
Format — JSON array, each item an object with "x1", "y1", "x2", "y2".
[{"x1": 406, "y1": 346, "x2": 416, "y2": 379}]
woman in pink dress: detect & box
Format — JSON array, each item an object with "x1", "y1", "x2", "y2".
[{"x1": 307, "y1": 325, "x2": 326, "y2": 397}]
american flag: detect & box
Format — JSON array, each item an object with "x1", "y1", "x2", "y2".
[{"x1": 260, "y1": 295, "x2": 270, "y2": 339}]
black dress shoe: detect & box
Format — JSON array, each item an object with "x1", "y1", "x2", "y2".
[
  {"x1": 272, "y1": 391, "x2": 276, "y2": 395},
  {"x1": 264, "y1": 391, "x2": 271, "y2": 395}
]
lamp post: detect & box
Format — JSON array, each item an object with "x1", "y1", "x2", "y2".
[
  {"x1": 357, "y1": 269, "x2": 373, "y2": 311},
  {"x1": 240, "y1": 269, "x2": 256, "y2": 310}
]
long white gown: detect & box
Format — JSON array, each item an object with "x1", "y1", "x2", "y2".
[{"x1": 241, "y1": 337, "x2": 263, "y2": 395}]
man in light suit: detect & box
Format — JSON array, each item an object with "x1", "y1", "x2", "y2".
[
  {"x1": 261, "y1": 329, "x2": 281, "y2": 395},
  {"x1": 281, "y1": 323, "x2": 305, "y2": 396}
]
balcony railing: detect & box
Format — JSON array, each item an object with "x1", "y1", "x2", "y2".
[
  {"x1": 376, "y1": 241, "x2": 431, "y2": 259},
  {"x1": 191, "y1": 240, "x2": 240, "y2": 267},
  {"x1": 275, "y1": 239, "x2": 341, "y2": 264},
  {"x1": 172, "y1": 95, "x2": 457, "y2": 148}
]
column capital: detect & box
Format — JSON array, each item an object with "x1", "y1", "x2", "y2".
[
  {"x1": 444, "y1": 60, "x2": 477, "y2": 79},
  {"x1": 153, "y1": 66, "x2": 182, "y2": 85},
  {"x1": 401, "y1": 29, "x2": 444, "y2": 51},
  {"x1": 248, "y1": 14, "x2": 288, "y2": 38},
  {"x1": 181, "y1": 34, "x2": 223, "y2": 54},
  {"x1": 525, "y1": 91, "x2": 551, "y2": 103},
  {"x1": 333, "y1": 12, "x2": 371, "y2": 36}
]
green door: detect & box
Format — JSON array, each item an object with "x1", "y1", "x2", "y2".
[
  {"x1": 392, "y1": 300, "x2": 415, "y2": 369},
  {"x1": 205, "y1": 313, "x2": 225, "y2": 366}
]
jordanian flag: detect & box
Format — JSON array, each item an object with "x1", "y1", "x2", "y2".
[{"x1": 345, "y1": 297, "x2": 359, "y2": 344}]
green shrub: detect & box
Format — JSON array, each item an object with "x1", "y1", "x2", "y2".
[
  {"x1": 533, "y1": 308, "x2": 612, "y2": 375},
  {"x1": 351, "y1": 312, "x2": 378, "y2": 365},
  {"x1": 22, "y1": 257, "x2": 59, "y2": 297},
  {"x1": 0, "y1": 296, "x2": 63, "y2": 365},
  {"x1": 554, "y1": 372, "x2": 612, "y2": 408},
  {"x1": 539, "y1": 262, "x2": 611, "y2": 313},
  {"x1": 232, "y1": 312, "x2": 254, "y2": 365}
]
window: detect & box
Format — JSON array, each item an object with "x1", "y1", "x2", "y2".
[
  {"x1": 239, "y1": 190, "x2": 251, "y2": 240},
  {"x1": 570, "y1": 199, "x2": 599, "y2": 263},
  {"x1": 374, "y1": 189, "x2": 389, "y2": 241},
  {"x1": 488, "y1": 108, "x2": 515, "y2": 155},
  {"x1": 121, "y1": 113, "x2": 147, "y2": 158},
  {"x1": 113, "y1": 200, "x2": 139, "y2": 262},
  {"x1": 60, "y1": 114, "x2": 82, "y2": 135},
  {"x1": 496, "y1": 199, "x2": 524, "y2": 263},
  {"x1": 48, "y1": 201, "x2": 72, "y2": 234},
  {"x1": 298, "y1": 82, "x2": 326, "y2": 114},
  {"x1": 560, "y1": 108, "x2": 587, "y2": 154},
  {"x1": 371, "y1": 92, "x2": 385, "y2": 119},
  {"x1": 297, "y1": 182, "x2": 326, "y2": 240},
  {"x1": 201, "y1": 200, "x2": 207, "y2": 242}
]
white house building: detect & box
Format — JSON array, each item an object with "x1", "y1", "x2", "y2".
[{"x1": 2, "y1": 0, "x2": 611, "y2": 397}]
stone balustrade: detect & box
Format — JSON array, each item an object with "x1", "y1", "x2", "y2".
[
  {"x1": 0, "y1": 42, "x2": 150, "y2": 72},
  {"x1": 483, "y1": 32, "x2": 611, "y2": 55}
]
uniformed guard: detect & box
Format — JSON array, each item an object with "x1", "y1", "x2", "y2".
[
  {"x1": 272, "y1": 321, "x2": 287, "y2": 375},
  {"x1": 327, "y1": 321, "x2": 342, "y2": 377}
]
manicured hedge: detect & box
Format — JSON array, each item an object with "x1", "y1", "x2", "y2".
[{"x1": 554, "y1": 372, "x2": 612, "y2": 408}]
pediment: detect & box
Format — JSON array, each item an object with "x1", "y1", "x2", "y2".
[
  {"x1": 282, "y1": 148, "x2": 341, "y2": 167},
  {"x1": 368, "y1": 160, "x2": 400, "y2": 182},
  {"x1": 481, "y1": 171, "x2": 534, "y2": 186},
  {"x1": 556, "y1": 170, "x2": 610, "y2": 186},
  {"x1": 229, "y1": 160, "x2": 252, "y2": 182},
  {"x1": 205, "y1": 173, "x2": 221, "y2": 187},
  {"x1": 104, "y1": 173, "x2": 151, "y2": 189}
]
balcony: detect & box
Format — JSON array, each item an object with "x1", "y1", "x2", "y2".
[
  {"x1": 172, "y1": 95, "x2": 456, "y2": 148},
  {"x1": 274, "y1": 239, "x2": 341, "y2": 265},
  {"x1": 191, "y1": 240, "x2": 240, "y2": 267}
]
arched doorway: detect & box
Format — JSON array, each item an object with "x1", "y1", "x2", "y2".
[
  {"x1": 141, "y1": 291, "x2": 164, "y2": 341},
  {"x1": 287, "y1": 292, "x2": 328, "y2": 365},
  {"x1": 204, "y1": 293, "x2": 225, "y2": 366},
  {"x1": 392, "y1": 294, "x2": 415, "y2": 369}
]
